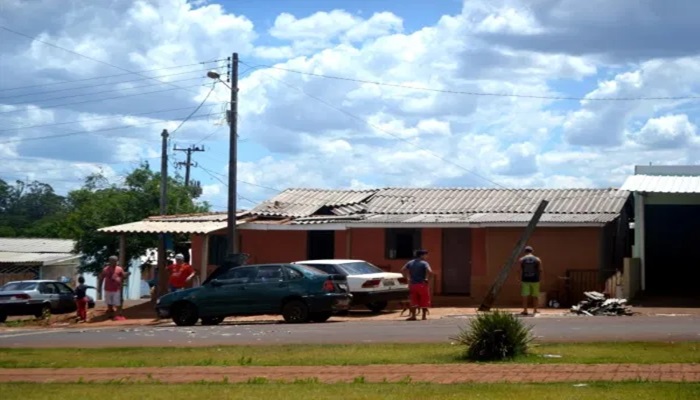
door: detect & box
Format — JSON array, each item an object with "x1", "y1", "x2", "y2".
[
  {"x1": 200, "y1": 266, "x2": 257, "y2": 316},
  {"x1": 53, "y1": 283, "x2": 77, "y2": 312},
  {"x1": 38, "y1": 282, "x2": 60, "y2": 310},
  {"x1": 441, "y1": 228, "x2": 472, "y2": 295},
  {"x1": 307, "y1": 231, "x2": 335, "y2": 260},
  {"x1": 247, "y1": 265, "x2": 290, "y2": 312}
]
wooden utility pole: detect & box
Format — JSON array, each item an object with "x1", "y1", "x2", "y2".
[
  {"x1": 478, "y1": 199, "x2": 549, "y2": 312},
  {"x1": 174, "y1": 145, "x2": 205, "y2": 186},
  {"x1": 227, "y1": 53, "x2": 239, "y2": 257},
  {"x1": 154, "y1": 129, "x2": 169, "y2": 302}
]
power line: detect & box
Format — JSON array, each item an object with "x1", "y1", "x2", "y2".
[
  {"x1": 3, "y1": 76, "x2": 212, "y2": 107},
  {"x1": 0, "y1": 106, "x2": 214, "y2": 132},
  {"x1": 169, "y1": 83, "x2": 217, "y2": 136},
  {"x1": 0, "y1": 25, "x2": 214, "y2": 97},
  {"x1": 0, "y1": 60, "x2": 224, "y2": 93},
  {"x1": 0, "y1": 112, "x2": 221, "y2": 145},
  {"x1": 0, "y1": 66, "x2": 222, "y2": 100},
  {"x1": 246, "y1": 61, "x2": 700, "y2": 102},
  {"x1": 0, "y1": 83, "x2": 208, "y2": 115},
  {"x1": 240, "y1": 60, "x2": 512, "y2": 191}
]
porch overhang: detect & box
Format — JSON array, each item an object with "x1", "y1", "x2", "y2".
[{"x1": 98, "y1": 219, "x2": 249, "y2": 235}]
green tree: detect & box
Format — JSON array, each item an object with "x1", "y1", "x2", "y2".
[
  {"x1": 0, "y1": 178, "x2": 68, "y2": 237},
  {"x1": 62, "y1": 163, "x2": 210, "y2": 274}
]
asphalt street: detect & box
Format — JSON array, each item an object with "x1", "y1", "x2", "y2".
[{"x1": 1, "y1": 315, "x2": 699, "y2": 347}]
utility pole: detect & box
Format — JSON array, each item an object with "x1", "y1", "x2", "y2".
[
  {"x1": 227, "y1": 53, "x2": 239, "y2": 258},
  {"x1": 154, "y1": 129, "x2": 169, "y2": 302},
  {"x1": 174, "y1": 145, "x2": 205, "y2": 186}
]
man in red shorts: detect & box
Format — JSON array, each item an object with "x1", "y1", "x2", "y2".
[{"x1": 401, "y1": 249, "x2": 434, "y2": 321}]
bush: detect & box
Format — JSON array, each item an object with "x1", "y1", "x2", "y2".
[{"x1": 451, "y1": 310, "x2": 533, "y2": 361}]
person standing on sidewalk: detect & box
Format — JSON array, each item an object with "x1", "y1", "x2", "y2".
[
  {"x1": 520, "y1": 246, "x2": 544, "y2": 316},
  {"x1": 167, "y1": 253, "x2": 195, "y2": 292},
  {"x1": 98, "y1": 255, "x2": 125, "y2": 320},
  {"x1": 401, "y1": 249, "x2": 434, "y2": 321},
  {"x1": 74, "y1": 276, "x2": 95, "y2": 323}
]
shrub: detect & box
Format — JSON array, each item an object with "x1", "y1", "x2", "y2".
[{"x1": 451, "y1": 310, "x2": 533, "y2": 361}]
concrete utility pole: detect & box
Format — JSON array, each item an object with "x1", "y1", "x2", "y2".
[
  {"x1": 174, "y1": 145, "x2": 205, "y2": 186},
  {"x1": 154, "y1": 129, "x2": 169, "y2": 302}
]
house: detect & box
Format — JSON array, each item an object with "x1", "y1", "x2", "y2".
[
  {"x1": 100, "y1": 188, "x2": 633, "y2": 306},
  {"x1": 0, "y1": 238, "x2": 81, "y2": 285},
  {"x1": 621, "y1": 165, "x2": 700, "y2": 299}
]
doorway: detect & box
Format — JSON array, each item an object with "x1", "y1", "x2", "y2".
[
  {"x1": 442, "y1": 228, "x2": 472, "y2": 295},
  {"x1": 307, "y1": 231, "x2": 335, "y2": 260}
]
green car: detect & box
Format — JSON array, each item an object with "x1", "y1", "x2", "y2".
[{"x1": 155, "y1": 263, "x2": 352, "y2": 326}]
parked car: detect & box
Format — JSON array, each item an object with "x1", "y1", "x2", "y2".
[
  {"x1": 292, "y1": 259, "x2": 409, "y2": 313},
  {"x1": 0, "y1": 280, "x2": 96, "y2": 323},
  {"x1": 155, "y1": 263, "x2": 352, "y2": 326}
]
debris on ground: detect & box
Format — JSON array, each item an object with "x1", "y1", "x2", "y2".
[{"x1": 570, "y1": 291, "x2": 633, "y2": 316}]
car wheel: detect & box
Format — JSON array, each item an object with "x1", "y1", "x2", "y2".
[
  {"x1": 0, "y1": 312, "x2": 6, "y2": 323},
  {"x1": 310, "y1": 312, "x2": 332, "y2": 323},
  {"x1": 171, "y1": 303, "x2": 199, "y2": 326},
  {"x1": 366, "y1": 301, "x2": 388, "y2": 314},
  {"x1": 201, "y1": 317, "x2": 224, "y2": 326},
  {"x1": 34, "y1": 304, "x2": 51, "y2": 319},
  {"x1": 282, "y1": 300, "x2": 310, "y2": 323}
]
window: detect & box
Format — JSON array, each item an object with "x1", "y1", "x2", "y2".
[
  {"x1": 1, "y1": 282, "x2": 37, "y2": 291},
  {"x1": 299, "y1": 264, "x2": 341, "y2": 275},
  {"x1": 285, "y1": 267, "x2": 304, "y2": 280},
  {"x1": 39, "y1": 283, "x2": 56, "y2": 294},
  {"x1": 54, "y1": 283, "x2": 73, "y2": 294},
  {"x1": 254, "y1": 266, "x2": 284, "y2": 283},
  {"x1": 385, "y1": 228, "x2": 421, "y2": 260},
  {"x1": 338, "y1": 262, "x2": 384, "y2": 275},
  {"x1": 220, "y1": 267, "x2": 256, "y2": 284},
  {"x1": 208, "y1": 235, "x2": 228, "y2": 267}
]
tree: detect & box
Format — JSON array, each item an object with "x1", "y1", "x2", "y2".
[
  {"x1": 0, "y1": 178, "x2": 68, "y2": 238},
  {"x1": 63, "y1": 163, "x2": 210, "y2": 274}
]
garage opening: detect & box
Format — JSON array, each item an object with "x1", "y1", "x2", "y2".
[
  {"x1": 645, "y1": 204, "x2": 700, "y2": 295},
  {"x1": 307, "y1": 231, "x2": 335, "y2": 260}
]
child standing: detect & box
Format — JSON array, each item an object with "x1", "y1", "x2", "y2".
[{"x1": 75, "y1": 276, "x2": 95, "y2": 322}]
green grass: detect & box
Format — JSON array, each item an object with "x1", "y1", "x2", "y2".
[
  {"x1": 2, "y1": 382, "x2": 699, "y2": 400},
  {"x1": 0, "y1": 342, "x2": 698, "y2": 368}
]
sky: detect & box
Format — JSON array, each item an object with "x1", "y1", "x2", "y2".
[{"x1": 1, "y1": 0, "x2": 700, "y2": 212}]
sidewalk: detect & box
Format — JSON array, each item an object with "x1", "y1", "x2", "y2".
[{"x1": 1, "y1": 364, "x2": 698, "y2": 383}]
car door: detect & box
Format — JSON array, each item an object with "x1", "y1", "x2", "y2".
[
  {"x1": 38, "y1": 283, "x2": 60, "y2": 310},
  {"x1": 246, "y1": 265, "x2": 290, "y2": 313},
  {"x1": 200, "y1": 267, "x2": 257, "y2": 316},
  {"x1": 53, "y1": 283, "x2": 77, "y2": 312}
]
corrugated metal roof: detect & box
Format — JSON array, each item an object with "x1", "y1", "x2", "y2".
[
  {"x1": 146, "y1": 212, "x2": 246, "y2": 222},
  {"x1": 98, "y1": 218, "x2": 249, "y2": 234},
  {"x1": 365, "y1": 188, "x2": 628, "y2": 215},
  {"x1": 0, "y1": 238, "x2": 76, "y2": 253},
  {"x1": 346, "y1": 213, "x2": 618, "y2": 225},
  {"x1": 621, "y1": 175, "x2": 700, "y2": 193},
  {"x1": 251, "y1": 189, "x2": 375, "y2": 217},
  {"x1": 0, "y1": 251, "x2": 79, "y2": 265}
]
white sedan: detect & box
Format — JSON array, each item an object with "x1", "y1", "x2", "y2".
[{"x1": 292, "y1": 259, "x2": 409, "y2": 313}]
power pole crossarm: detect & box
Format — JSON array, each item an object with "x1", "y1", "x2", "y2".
[{"x1": 174, "y1": 145, "x2": 205, "y2": 187}]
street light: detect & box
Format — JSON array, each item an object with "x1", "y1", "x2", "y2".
[{"x1": 207, "y1": 54, "x2": 242, "y2": 266}]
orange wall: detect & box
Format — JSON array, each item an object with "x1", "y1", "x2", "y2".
[
  {"x1": 190, "y1": 234, "x2": 204, "y2": 274},
  {"x1": 240, "y1": 230, "x2": 307, "y2": 264},
  {"x1": 334, "y1": 230, "x2": 348, "y2": 258},
  {"x1": 470, "y1": 227, "x2": 602, "y2": 305}
]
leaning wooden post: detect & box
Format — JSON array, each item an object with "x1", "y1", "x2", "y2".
[{"x1": 478, "y1": 200, "x2": 549, "y2": 312}]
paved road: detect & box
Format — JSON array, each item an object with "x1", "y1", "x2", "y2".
[{"x1": 1, "y1": 315, "x2": 699, "y2": 347}]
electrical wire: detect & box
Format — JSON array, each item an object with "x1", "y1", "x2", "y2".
[
  {"x1": 0, "y1": 106, "x2": 215, "y2": 133},
  {"x1": 0, "y1": 83, "x2": 208, "y2": 115},
  {"x1": 0, "y1": 112, "x2": 221, "y2": 145},
  {"x1": 239, "y1": 60, "x2": 512, "y2": 192},
  {"x1": 169, "y1": 83, "x2": 217, "y2": 137},
  {"x1": 4, "y1": 76, "x2": 214, "y2": 107},
  {"x1": 244, "y1": 61, "x2": 700, "y2": 102},
  {"x1": 0, "y1": 66, "x2": 222, "y2": 100},
  {"x1": 0, "y1": 60, "x2": 224, "y2": 92},
  {"x1": 0, "y1": 25, "x2": 217, "y2": 97}
]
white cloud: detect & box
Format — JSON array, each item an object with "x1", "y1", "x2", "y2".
[{"x1": 631, "y1": 114, "x2": 698, "y2": 148}]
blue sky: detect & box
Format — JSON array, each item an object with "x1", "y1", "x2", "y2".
[{"x1": 1, "y1": 0, "x2": 700, "y2": 211}]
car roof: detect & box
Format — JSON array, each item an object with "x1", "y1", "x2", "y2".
[
  {"x1": 293, "y1": 259, "x2": 366, "y2": 265},
  {"x1": 3, "y1": 280, "x2": 63, "y2": 284}
]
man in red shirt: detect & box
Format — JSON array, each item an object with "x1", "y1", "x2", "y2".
[
  {"x1": 98, "y1": 255, "x2": 126, "y2": 319},
  {"x1": 167, "y1": 253, "x2": 195, "y2": 292}
]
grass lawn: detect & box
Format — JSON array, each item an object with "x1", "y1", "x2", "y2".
[
  {"x1": 2, "y1": 382, "x2": 700, "y2": 400},
  {"x1": 1, "y1": 342, "x2": 698, "y2": 368}
]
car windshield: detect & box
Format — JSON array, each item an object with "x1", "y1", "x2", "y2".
[
  {"x1": 1, "y1": 282, "x2": 37, "y2": 291},
  {"x1": 337, "y1": 262, "x2": 384, "y2": 275}
]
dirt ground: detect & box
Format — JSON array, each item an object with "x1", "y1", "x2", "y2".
[{"x1": 1, "y1": 364, "x2": 698, "y2": 384}]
